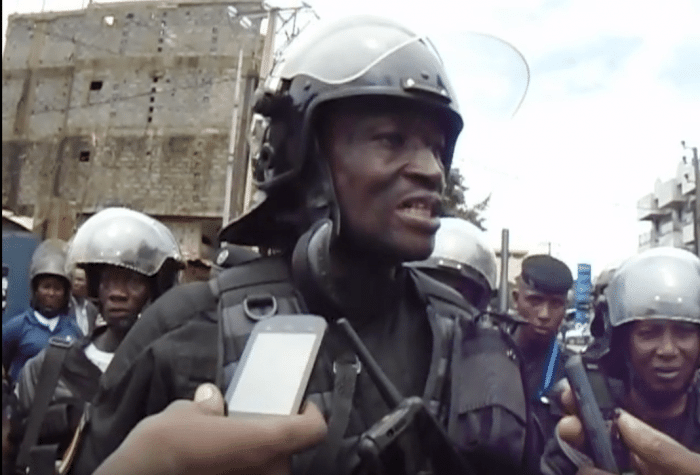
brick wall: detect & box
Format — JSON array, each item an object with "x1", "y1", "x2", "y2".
[{"x1": 2, "y1": 0, "x2": 265, "y2": 223}]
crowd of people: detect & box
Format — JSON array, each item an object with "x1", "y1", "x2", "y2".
[{"x1": 2, "y1": 14, "x2": 699, "y2": 475}]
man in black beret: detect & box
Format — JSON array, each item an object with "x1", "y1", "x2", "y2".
[{"x1": 511, "y1": 254, "x2": 573, "y2": 458}]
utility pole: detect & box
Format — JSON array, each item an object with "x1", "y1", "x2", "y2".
[{"x1": 681, "y1": 141, "x2": 700, "y2": 257}]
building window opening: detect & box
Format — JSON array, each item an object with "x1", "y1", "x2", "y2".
[
  {"x1": 79, "y1": 151, "x2": 90, "y2": 162},
  {"x1": 90, "y1": 81, "x2": 103, "y2": 91},
  {"x1": 103, "y1": 15, "x2": 115, "y2": 26}
]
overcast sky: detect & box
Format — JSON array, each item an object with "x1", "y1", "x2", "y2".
[{"x1": 3, "y1": 0, "x2": 699, "y2": 277}]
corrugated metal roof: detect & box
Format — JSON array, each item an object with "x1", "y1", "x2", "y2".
[{"x1": 2, "y1": 209, "x2": 34, "y2": 232}]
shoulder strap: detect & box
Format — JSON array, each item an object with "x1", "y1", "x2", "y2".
[
  {"x1": 211, "y1": 256, "x2": 307, "y2": 387},
  {"x1": 16, "y1": 336, "x2": 73, "y2": 471},
  {"x1": 305, "y1": 352, "x2": 360, "y2": 474},
  {"x1": 408, "y1": 268, "x2": 478, "y2": 421}
]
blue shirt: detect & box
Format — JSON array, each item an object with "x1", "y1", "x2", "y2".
[{"x1": 2, "y1": 308, "x2": 82, "y2": 382}]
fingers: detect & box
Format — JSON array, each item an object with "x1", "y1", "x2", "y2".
[
  {"x1": 557, "y1": 415, "x2": 586, "y2": 450},
  {"x1": 616, "y1": 410, "x2": 700, "y2": 475},
  {"x1": 559, "y1": 383, "x2": 576, "y2": 415},
  {"x1": 193, "y1": 383, "x2": 225, "y2": 416}
]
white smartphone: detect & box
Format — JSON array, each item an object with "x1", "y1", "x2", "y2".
[{"x1": 225, "y1": 314, "x2": 327, "y2": 416}]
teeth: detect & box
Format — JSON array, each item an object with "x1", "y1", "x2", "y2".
[{"x1": 403, "y1": 206, "x2": 431, "y2": 216}]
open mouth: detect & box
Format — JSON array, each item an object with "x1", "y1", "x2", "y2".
[
  {"x1": 106, "y1": 308, "x2": 132, "y2": 317},
  {"x1": 397, "y1": 196, "x2": 440, "y2": 220},
  {"x1": 654, "y1": 368, "x2": 681, "y2": 380}
]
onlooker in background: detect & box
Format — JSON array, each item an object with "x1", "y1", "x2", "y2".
[
  {"x1": 511, "y1": 254, "x2": 573, "y2": 456},
  {"x1": 543, "y1": 246, "x2": 700, "y2": 475},
  {"x1": 69, "y1": 267, "x2": 100, "y2": 336},
  {"x1": 2, "y1": 239, "x2": 81, "y2": 383},
  {"x1": 13, "y1": 207, "x2": 184, "y2": 474}
]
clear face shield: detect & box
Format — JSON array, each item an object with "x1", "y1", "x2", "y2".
[{"x1": 428, "y1": 30, "x2": 531, "y2": 121}]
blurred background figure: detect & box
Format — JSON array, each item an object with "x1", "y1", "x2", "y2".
[
  {"x1": 407, "y1": 217, "x2": 498, "y2": 311},
  {"x1": 2, "y1": 239, "x2": 81, "y2": 383},
  {"x1": 69, "y1": 267, "x2": 99, "y2": 337},
  {"x1": 13, "y1": 207, "x2": 185, "y2": 474},
  {"x1": 511, "y1": 254, "x2": 573, "y2": 455}
]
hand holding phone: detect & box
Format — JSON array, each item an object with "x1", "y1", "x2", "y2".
[{"x1": 225, "y1": 315, "x2": 327, "y2": 417}]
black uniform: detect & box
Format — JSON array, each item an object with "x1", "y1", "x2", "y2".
[{"x1": 71, "y1": 255, "x2": 532, "y2": 475}]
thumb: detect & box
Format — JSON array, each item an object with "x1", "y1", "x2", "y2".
[
  {"x1": 283, "y1": 401, "x2": 328, "y2": 453},
  {"x1": 193, "y1": 383, "x2": 226, "y2": 416}
]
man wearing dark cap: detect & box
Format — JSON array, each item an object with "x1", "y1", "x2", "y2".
[{"x1": 511, "y1": 254, "x2": 573, "y2": 456}]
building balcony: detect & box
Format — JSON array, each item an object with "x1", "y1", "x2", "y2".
[
  {"x1": 637, "y1": 193, "x2": 668, "y2": 220},
  {"x1": 655, "y1": 178, "x2": 685, "y2": 209},
  {"x1": 677, "y1": 162, "x2": 697, "y2": 195},
  {"x1": 658, "y1": 231, "x2": 683, "y2": 248}
]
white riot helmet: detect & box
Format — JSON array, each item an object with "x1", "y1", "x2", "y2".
[
  {"x1": 605, "y1": 247, "x2": 700, "y2": 328},
  {"x1": 408, "y1": 217, "x2": 497, "y2": 310},
  {"x1": 66, "y1": 208, "x2": 185, "y2": 299}
]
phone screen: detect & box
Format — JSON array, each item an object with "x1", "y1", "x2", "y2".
[{"x1": 227, "y1": 332, "x2": 318, "y2": 415}]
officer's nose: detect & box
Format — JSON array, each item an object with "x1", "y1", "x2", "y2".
[
  {"x1": 104, "y1": 279, "x2": 129, "y2": 302},
  {"x1": 405, "y1": 143, "x2": 445, "y2": 193},
  {"x1": 657, "y1": 329, "x2": 680, "y2": 357},
  {"x1": 537, "y1": 304, "x2": 552, "y2": 321}
]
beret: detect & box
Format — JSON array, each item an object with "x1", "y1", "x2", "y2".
[{"x1": 521, "y1": 254, "x2": 573, "y2": 295}]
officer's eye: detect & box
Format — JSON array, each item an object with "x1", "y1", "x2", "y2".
[
  {"x1": 672, "y1": 322, "x2": 699, "y2": 339},
  {"x1": 526, "y1": 296, "x2": 545, "y2": 306},
  {"x1": 375, "y1": 133, "x2": 406, "y2": 149},
  {"x1": 430, "y1": 143, "x2": 446, "y2": 160},
  {"x1": 550, "y1": 299, "x2": 566, "y2": 309},
  {"x1": 634, "y1": 324, "x2": 663, "y2": 340}
]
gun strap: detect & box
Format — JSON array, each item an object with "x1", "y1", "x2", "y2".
[
  {"x1": 537, "y1": 337, "x2": 562, "y2": 399},
  {"x1": 306, "y1": 352, "x2": 359, "y2": 474},
  {"x1": 16, "y1": 336, "x2": 73, "y2": 471}
]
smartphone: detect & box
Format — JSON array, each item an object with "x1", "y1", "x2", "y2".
[{"x1": 225, "y1": 314, "x2": 327, "y2": 416}]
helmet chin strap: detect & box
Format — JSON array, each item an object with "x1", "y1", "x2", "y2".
[
  {"x1": 291, "y1": 218, "x2": 343, "y2": 316},
  {"x1": 301, "y1": 135, "x2": 343, "y2": 244}
]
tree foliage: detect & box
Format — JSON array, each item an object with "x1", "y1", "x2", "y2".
[{"x1": 441, "y1": 167, "x2": 491, "y2": 230}]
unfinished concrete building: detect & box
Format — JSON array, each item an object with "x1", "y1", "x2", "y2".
[{"x1": 2, "y1": 0, "x2": 282, "y2": 263}]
